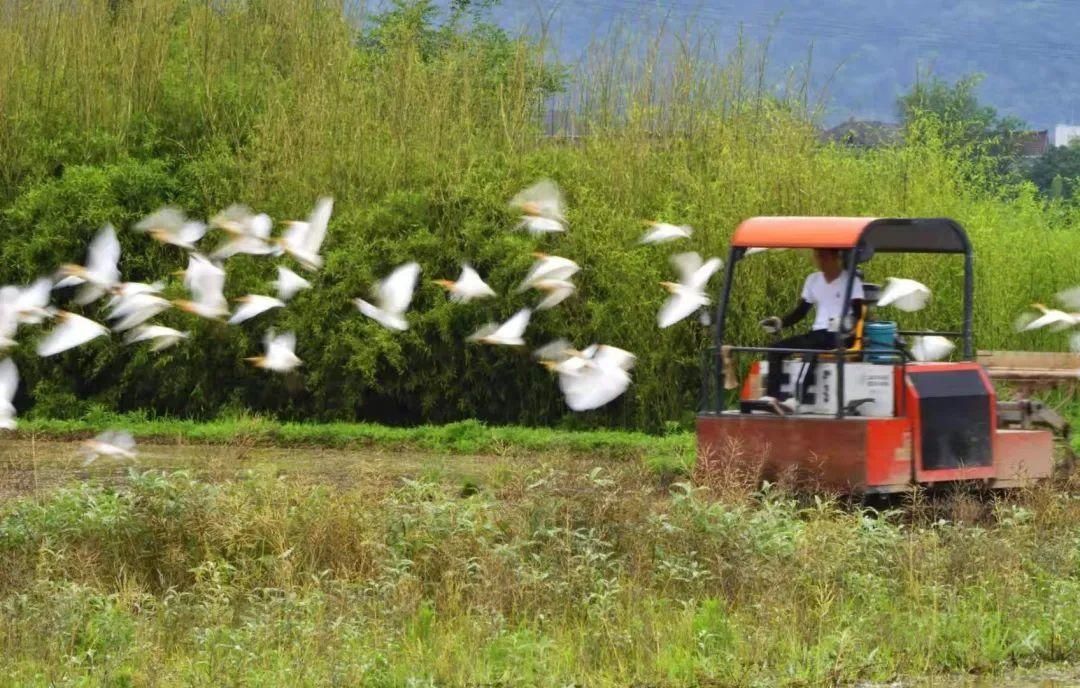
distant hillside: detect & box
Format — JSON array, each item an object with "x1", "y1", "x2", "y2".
[{"x1": 476, "y1": 0, "x2": 1080, "y2": 128}]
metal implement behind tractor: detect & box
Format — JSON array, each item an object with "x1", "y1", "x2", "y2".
[{"x1": 697, "y1": 217, "x2": 1064, "y2": 494}]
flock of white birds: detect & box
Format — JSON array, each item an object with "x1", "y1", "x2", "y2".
[
  {"x1": 0, "y1": 180, "x2": 732, "y2": 461},
  {"x1": 0, "y1": 176, "x2": 1059, "y2": 461}
]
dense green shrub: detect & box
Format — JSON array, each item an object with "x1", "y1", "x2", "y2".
[{"x1": 2, "y1": 1, "x2": 1079, "y2": 430}]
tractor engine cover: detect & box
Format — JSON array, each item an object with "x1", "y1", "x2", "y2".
[{"x1": 905, "y1": 363, "x2": 995, "y2": 479}]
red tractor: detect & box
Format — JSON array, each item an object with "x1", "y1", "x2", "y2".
[{"x1": 697, "y1": 217, "x2": 1065, "y2": 494}]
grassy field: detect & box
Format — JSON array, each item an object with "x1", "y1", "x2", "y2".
[{"x1": 2, "y1": 427, "x2": 1080, "y2": 686}]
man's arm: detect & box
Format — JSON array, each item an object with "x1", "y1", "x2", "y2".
[
  {"x1": 761, "y1": 299, "x2": 811, "y2": 334},
  {"x1": 780, "y1": 300, "x2": 812, "y2": 328}
]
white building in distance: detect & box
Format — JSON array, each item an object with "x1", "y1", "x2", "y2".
[{"x1": 1052, "y1": 124, "x2": 1080, "y2": 147}]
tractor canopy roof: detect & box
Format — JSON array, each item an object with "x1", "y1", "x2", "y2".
[{"x1": 731, "y1": 217, "x2": 970, "y2": 254}]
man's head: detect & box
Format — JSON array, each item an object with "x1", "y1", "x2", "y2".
[{"x1": 812, "y1": 248, "x2": 842, "y2": 275}]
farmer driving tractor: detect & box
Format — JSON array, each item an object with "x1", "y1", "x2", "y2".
[{"x1": 758, "y1": 248, "x2": 865, "y2": 413}]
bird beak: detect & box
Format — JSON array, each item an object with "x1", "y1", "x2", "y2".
[
  {"x1": 432, "y1": 279, "x2": 454, "y2": 290},
  {"x1": 530, "y1": 251, "x2": 548, "y2": 259},
  {"x1": 659, "y1": 281, "x2": 677, "y2": 293}
]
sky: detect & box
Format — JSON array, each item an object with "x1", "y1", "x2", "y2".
[{"x1": 413, "y1": 0, "x2": 1080, "y2": 129}]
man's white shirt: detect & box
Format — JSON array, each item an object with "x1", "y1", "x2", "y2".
[{"x1": 800, "y1": 270, "x2": 864, "y2": 332}]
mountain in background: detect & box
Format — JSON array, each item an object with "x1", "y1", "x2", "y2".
[{"x1": 443, "y1": 0, "x2": 1080, "y2": 129}]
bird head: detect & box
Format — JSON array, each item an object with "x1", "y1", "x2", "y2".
[
  {"x1": 1032, "y1": 303, "x2": 1049, "y2": 314},
  {"x1": 245, "y1": 355, "x2": 266, "y2": 368},
  {"x1": 659, "y1": 281, "x2": 680, "y2": 294},
  {"x1": 432, "y1": 279, "x2": 455, "y2": 291},
  {"x1": 530, "y1": 251, "x2": 549, "y2": 259}
]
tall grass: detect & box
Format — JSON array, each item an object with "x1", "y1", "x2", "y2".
[
  {"x1": 2, "y1": 467, "x2": 1080, "y2": 685},
  {"x1": 1, "y1": 0, "x2": 1079, "y2": 430},
  {"x1": 14, "y1": 410, "x2": 695, "y2": 468}
]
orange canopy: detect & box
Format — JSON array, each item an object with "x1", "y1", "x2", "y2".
[
  {"x1": 731, "y1": 217, "x2": 878, "y2": 249},
  {"x1": 730, "y1": 216, "x2": 970, "y2": 254}
]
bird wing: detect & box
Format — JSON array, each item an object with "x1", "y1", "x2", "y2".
[
  {"x1": 1024, "y1": 310, "x2": 1075, "y2": 332},
  {"x1": 178, "y1": 221, "x2": 208, "y2": 246},
  {"x1": 1056, "y1": 286, "x2": 1080, "y2": 311},
  {"x1": 124, "y1": 325, "x2": 168, "y2": 344},
  {"x1": 689, "y1": 257, "x2": 723, "y2": 290},
  {"x1": 0, "y1": 299, "x2": 17, "y2": 342},
  {"x1": 301, "y1": 197, "x2": 332, "y2": 254},
  {"x1": 458, "y1": 264, "x2": 485, "y2": 290},
  {"x1": 911, "y1": 335, "x2": 955, "y2": 362},
  {"x1": 228, "y1": 295, "x2": 283, "y2": 325},
  {"x1": 535, "y1": 281, "x2": 575, "y2": 310},
  {"x1": 658, "y1": 290, "x2": 707, "y2": 329},
  {"x1": 0, "y1": 358, "x2": 18, "y2": 405},
  {"x1": 16, "y1": 277, "x2": 52, "y2": 315},
  {"x1": 519, "y1": 256, "x2": 579, "y2": 291},
  {"x1": 509, "y1": 179, "x2": 565, "y2": 220},
  {"x1": 877, "y1": 278, "x2": 931, "y2": 312},
  {"x1": 563, "y1": 366, "x2": 631, "y2": 411},
  {"x1": 187, "y1": 255, "x2": 227, "y2": 308},
  {"x1": 532, "y1": 338, "x2": 575, "y2": 362},
  {"x1": 640, "y1": 223, "x2": 691, "y2": 244},
  {"x1": 249, "y1": 213, "x2": 273, "y2": 239},
  {"x1": 1070, "y1": 331, "x2": 1080, "y2": 353},
  {"x1": 1014, "y1": 311, "x2": 1039, "y2": 332},
  {"x1": 54, "y1": 275, "x2": 85, "y2": 289},
  {"x1": 282, "y1": 221, "x2": 309, "y2": 253},
  {"x1": 212, "y1": 235, "x2": 274, "y2": 260},
  {"x1": 37, "y1": 313, "x2": 107, "y2": 356},
  {"x1": 466, "y1": 322, "x2": 499, "y2": 342},
  {"x1": 275, "y1": 266, "x2": 311, "y2": 301},
  {"x1": 591, "y1": 345, "x2": 636, "y2": 372},
  {"x1": 87, "y1": 224, "x2": 121, "y2": 283},
  {"x1": 134, "y1": 207, "x2": 185, "y2": 234},
  {"x1": 493, "y1": 308, "x2": 531, "y2": 340},
  {"x1": 269, "y1": 330, "x2": 296, "y2": 353},
  {"x1": 377, "y1": 262, "x2": 420, "y2": 314},
  {"x1": 518, "y1": 216, "x2": 566, "y2": 235},
  {"x1": 109, "y1": 431, "x2": 137, "y2": 452},
  {"x1": 670, "y1": 252, "x2": 704, "y2": 285},
  {"x1": 110, "y1": 296, "x2": 170, "y2": 332}
]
